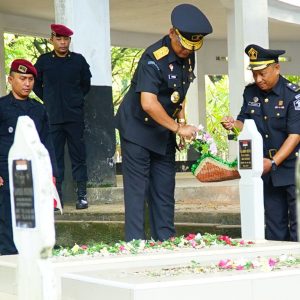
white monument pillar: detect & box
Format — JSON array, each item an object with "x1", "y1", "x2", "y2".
[
  {"x1": 224, "y1": 0, "x2": 269, "y2": 117},
  {"x1": 8, "y1": 116, "x2": 57, "y2": 300},
  {"x1": 186, "y1": 56, "x2": 201, "y2": 126},
  {"x1": 221, "y1": 0, "x2": 268, "y2": 159},
  {"x1": 238, "y1": 119, "x2": 265, "y2": 240},
  {"x1": 54, "y1": 0, "x2": 116, "y2": 190}
]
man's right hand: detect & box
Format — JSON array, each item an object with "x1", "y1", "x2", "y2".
[
  {"x1": 0, "y1": 176, "x2": 4, "y2": 186},
  {"x1": 178, "y1": 124, "x2": 199, "y2": 140},
  {"x1": 221, "y1": 116, "x2": 235, "y2": 130}
]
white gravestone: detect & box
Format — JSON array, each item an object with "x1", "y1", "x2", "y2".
[
  {"x1": 238, "y1": 119, "x2": 265, "y2": 240},
  {"x1": 8, "y1": 116, "x2": 58, "y2": 300}
]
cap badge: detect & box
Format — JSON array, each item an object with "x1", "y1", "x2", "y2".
[
  {"x1": 253, "y1": 97, "x2": 259, "y2": 103},
  {"x1": 248, "y1": 48, "x2": 258, "y2": 60},
  {"x1": 191, "y1": 34, "x2": 202, "y2": 41},
  {"x1": 18, "y1": 65, "x2": 27, "y2": 73},
  {"x1": 171, "y1": 91, "x2": 180, "y2": 103}
]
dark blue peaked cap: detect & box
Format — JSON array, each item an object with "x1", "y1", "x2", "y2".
[
  {"x1": 245, "y1": 44, "x2": 285, "y2": 70},
  {"x1": 171, "y1": 4, "x2": 213, "y2": 37}
]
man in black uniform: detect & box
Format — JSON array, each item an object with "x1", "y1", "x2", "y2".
[
  {"x1": 0, "y1": 59, "x2": 57, "y2": 255},
  {"x1": 34, "y1": 24, "x2": 92, "y2": 209},
  {"x1": 222, "y1": 44, "x2": 300, "y2": 241},
  {"x1": 116, "y1": 4, "x2": 213, "y2": 241}
]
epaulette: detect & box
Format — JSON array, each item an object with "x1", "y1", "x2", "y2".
[
  {"x1": 33, "y1": 97, "x2": 44, "y2": 104},
  {"x1": 287, "y1": 82, "x2": 300, "y2": 92},
  {"x1": 153, "y1": 46, "x2": 169, "y2": 60}
]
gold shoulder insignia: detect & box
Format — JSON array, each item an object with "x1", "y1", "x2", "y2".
[
  {"x1": 33, "y1": 97, "x2": 44, "y2": 104},
  {"x1": 153, "y1": 46, "x2": 169, "y2": 60}
]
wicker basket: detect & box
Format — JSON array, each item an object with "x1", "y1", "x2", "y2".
[{"x1": 193, "y1": 156, "x2": 240, "y2": 182}]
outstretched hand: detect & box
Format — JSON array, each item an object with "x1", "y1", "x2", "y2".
[{"x1": 221, "y1": 116, "x2": 235, "y2": 130}]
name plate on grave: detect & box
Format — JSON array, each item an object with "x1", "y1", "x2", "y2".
[
  {"x1": 12, "y1": 159, "x2": 35, "y2": 228},
  {"x1": 239, "y1": 139, "x2": 252, "y2": 169}
]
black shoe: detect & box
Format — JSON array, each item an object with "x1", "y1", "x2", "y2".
[{"x1": 76, "y1": 196, "x2": 88, "y2": 209}]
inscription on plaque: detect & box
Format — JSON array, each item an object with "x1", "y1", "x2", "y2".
[
  {"x1": 239, "y1": 139, "x2": 252, "y2": 169},
  {"x1": 12, "y1": 159, "x2": 35, "y2": 228}
]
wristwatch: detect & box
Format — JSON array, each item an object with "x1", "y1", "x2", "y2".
[{"x1": 271, "y1": 160, "x2": 277, "y2": 171}]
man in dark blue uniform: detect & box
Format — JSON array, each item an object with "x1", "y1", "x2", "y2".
[
  {"x1": 222, "y1": 44, "x2": 300, "y2": 241},
  {"x1": 34, "y1": 24, "x2": 92, "y2": 209},
  {"x1": 116, "y1": 4, "x2": 213, "y2": 241},
  {"x1": 0, "y1": 59, "x2": 57, "y2": 255}
]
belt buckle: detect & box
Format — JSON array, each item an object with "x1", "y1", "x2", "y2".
[{"x1": 268, "y1": 149, "x2": 277, "y2": 159}]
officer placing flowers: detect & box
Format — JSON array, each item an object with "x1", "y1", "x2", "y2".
[
  {"x1": 222, "y1": 44, "x2": 300, "y2": 242},
  {"x1": 116, "y1": 4, "x2": 213, "y2": 242}
]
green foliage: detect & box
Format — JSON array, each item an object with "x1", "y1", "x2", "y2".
[
  {"x1": 205, "y1": 75, "x2": 230, "y2": 157},
  {"x1": 284, "y1": 75, "x2": 300, "y2": 85},
  {"x1": 4, "y1": 33, "x2": 51, "y2": 71},
  {"x1": 111, "y1": 47, "x2": 143, "y2": 110}
]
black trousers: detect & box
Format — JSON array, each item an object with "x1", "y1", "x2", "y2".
[
  {"x1": 121, "y1": 137, "x2": 176, "y2": 242},
  {"x1": 264, "y1": 181, "x2": 297, "y2": 241},
  {"x1": 0, "y1": 171, "x2": 18, "y2": 255},
  {"x1": 50, "y1": 122, "x2": 88, "y2": 182}
]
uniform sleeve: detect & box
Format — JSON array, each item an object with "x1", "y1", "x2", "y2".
[
  {"x1": 135, "y1": 59, "x2": 162, "y2": 95},
  {"x1": 287, "y1": 94, "x2": 300, "y2": 134},
  {"x1": 39, "y1": 110, "x2": 58, "y2": 177},
  {"x1": 236, "y1": 90, "x2": 248, "y2": 123},
  {"x1": 33, "y1": 58, "x2": 44, "y2": 100},
  {"x1": 80, "y1": 56, "x2": 92, "y2": 97}
]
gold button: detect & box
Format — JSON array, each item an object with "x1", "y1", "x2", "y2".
[
  {"x1": 265, "y1": 98, "x2": 269, "y2": 103},
  {"x1": 264, "y1": 116, "x2": 268, "y2": 120},
  {"x1": 144, "y1": 117, "x2": 148, "y2": 122},
  {"x1": 265, "y1": 134, "x2": 269, "y2": 138},
  {"x1": 296, "y1": 152, "x2": 299, "y2": 157},
  {"x1": 174, "y1": 84, "x2": 176, "y2": 87},
  {"x1": 276, "y1": 113, "x2": 280, "y2": 117},
  {"x1": 251, "y1": 109, "x2": 255, "y2": 113}
]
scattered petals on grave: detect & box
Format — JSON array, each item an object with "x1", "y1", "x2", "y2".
[
  {"x1": 52, "y1": 233, "x2": 254, "y2": 257},
  {"x1": 133, "y1": 254, "x2": 300, "y2": 277}
]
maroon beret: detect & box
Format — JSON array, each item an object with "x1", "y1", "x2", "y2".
[
  {"x1": 51, "y1": 24, "x2": 73, "y2": 37},
  {"x1": 10, "y1": 59, "x2": 37, "y2": 77}
]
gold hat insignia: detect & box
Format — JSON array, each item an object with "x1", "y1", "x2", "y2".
[{"x1": 248, "y1": 48, "x2": 258, "y2": 60}]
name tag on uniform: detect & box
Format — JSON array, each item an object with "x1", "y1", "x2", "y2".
[
  {"x1": 168, "y1": 74, "x2": 177, "y2": 79},
  {"x1": 248, "y1": 101, "x2": 260, "y2": 107}
]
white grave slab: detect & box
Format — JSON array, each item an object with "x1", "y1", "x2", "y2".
[{"x1": 1, "y1": 241, "x2": 300, "y2": 300}]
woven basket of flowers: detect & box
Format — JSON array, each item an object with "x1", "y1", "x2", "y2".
[{"x1": 190, "y1": 125, "x2": 240, "y2": 182}]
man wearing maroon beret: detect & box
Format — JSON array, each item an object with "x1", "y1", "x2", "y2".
[
  {"x1": 0, "y1": 59, "x2": 57, "y2": 255},
  {"x1": 34, "y1": 24, "x2": 92, "y2": 210}
]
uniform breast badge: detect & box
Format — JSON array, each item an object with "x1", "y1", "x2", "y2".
[{"x1": 171, "y1": 91, "x2": 180, "y2": 103}]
